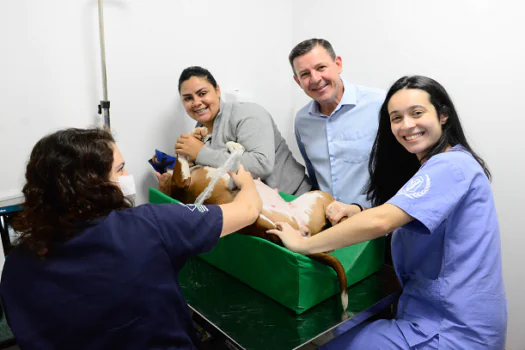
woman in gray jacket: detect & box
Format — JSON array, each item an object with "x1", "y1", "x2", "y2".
[{"x1": 174, "y1": 66, "x2": 311, "y2": 196}]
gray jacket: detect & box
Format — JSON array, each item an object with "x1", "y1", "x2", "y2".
[{"x1": 196, "y1": 101, "x2": 310, "y2": 195}]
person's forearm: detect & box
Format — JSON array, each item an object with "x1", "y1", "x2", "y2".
[
  {"x1": 196, "y1": 145, "x2": 229, "y2": 168},
  {"x1": 237, "y1": 152, "x2": 273, "y2": 179},
  {"x1": 233, "y1": 183, "x2": 261, "y2": 220},
  {"x1": 300, "y1": 204, "x2": 411, "y2": 254},
  {"x1": 231, "y1": 112, "x2": 275, "y2": 179},
  {"x1": 301, "y1": 211, "x2": 386, "y2": 254},
  {"x1": 219, "y1": 183, "x2": 261, "y2": 236}
]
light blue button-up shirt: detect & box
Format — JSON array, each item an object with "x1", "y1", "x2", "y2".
[{"x1": 294, "y1": 79, "x2": 385, "y2": 206}]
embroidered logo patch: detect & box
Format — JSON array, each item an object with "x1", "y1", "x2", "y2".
[
  {"x1": 178, "y1": 203, "x2": 209, "y2": 213},
  {"x1": 398, "y1": 174, "x2": 431, "y2": 199}
]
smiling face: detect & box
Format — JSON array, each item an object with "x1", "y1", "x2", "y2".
[
  {"x1": 388, "y1": 89, "x2": 448, "y2": 161},
  {"x1": 180, "y1": 76, "x2": 221, "y2": 128},
  {"x1": 292, "y1": 45, "x2": 343, "y2": 115}
]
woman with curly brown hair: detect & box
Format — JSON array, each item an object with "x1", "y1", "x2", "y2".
[{"x1": 0, "y1": 127, "x2": 261, "y2": 350}]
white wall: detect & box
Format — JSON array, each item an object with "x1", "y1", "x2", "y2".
[
  {"x1": 292, "y1": 1, "x2": 525, "y2": 349},
  {"x1": 0, "y1": 0, "x2": 295, "y2": 205},
  {"x1": 1, "y1": 1, "x2": 524, "y2": 349}
]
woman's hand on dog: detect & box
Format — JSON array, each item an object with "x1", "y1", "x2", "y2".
[
  {"x1": 229, "y1": 165, "x2": 255, "y2": 190},
  {"x1": 227, "y1": 165, "x2": 263, "y2": 216},
  {"x1": 175, "y1": 133, "x2": 204, "y2": 161},
  {"x1": 266, "y1": 222, "x2": 307, "y2": 254}
]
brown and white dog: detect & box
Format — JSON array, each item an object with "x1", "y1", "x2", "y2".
[{"x1": 155, "y1": 127, "x2": 348, "y2": 310}]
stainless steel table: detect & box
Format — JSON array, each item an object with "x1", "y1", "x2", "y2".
[{"x1": 180, "y1": 257, "x2": 401, "y2": 350}]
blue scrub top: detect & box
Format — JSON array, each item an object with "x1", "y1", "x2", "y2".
[
  {"x1": 0, "y1": 203, "x2": 223, "y2": 350},
  {"x1": 387, "y1": 145, "x2": 507, "y2": 349}
]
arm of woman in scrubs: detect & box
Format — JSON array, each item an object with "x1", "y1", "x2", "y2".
[
  {"x1": 218, "y1": 165, "x2": 262, "y2": 237},
  {"x1": 267, "y1": 204, "x2": 414, "y2": 255}
]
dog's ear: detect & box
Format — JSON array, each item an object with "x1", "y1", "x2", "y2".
[{"x1": 171, "y1": 157, "x2": 191, "y2": 189}]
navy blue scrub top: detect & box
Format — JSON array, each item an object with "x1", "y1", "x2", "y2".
[{"x1": 0, "y1": 203, "x2": 223, "y2": 350}]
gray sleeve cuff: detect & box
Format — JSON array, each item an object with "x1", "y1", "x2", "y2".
[{"x1": 196, "y1": 144, "x2": 230, "y2": 168}]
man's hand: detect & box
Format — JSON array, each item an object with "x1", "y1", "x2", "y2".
[
  {"x1": 175, "y1": 133, "x2": 204, "y2": 161},
  {"x1": 326, "y1": 201, "x2": 361, "y2": 226}
]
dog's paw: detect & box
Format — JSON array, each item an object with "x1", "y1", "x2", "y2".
[
  {"x1": 226, "y1": 141, "x2": 245, "y2": 154},
  {"x1": 190, "y1": 127, "x2": 209, "y2": 141}
]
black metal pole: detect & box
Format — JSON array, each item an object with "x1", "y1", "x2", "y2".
[{"x1": 97, "y1": 0, "x2": 111, "y2": 129}]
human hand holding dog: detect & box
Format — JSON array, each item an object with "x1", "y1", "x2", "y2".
[
  {"x1": 219, "y1": 165, "x2": 262, "y2": 236},
  {"x1": 175, "y1": 133, "x2": 204, "y2": 161},
  {"x1": 155, "y1": 172, "x2": 172, "y2": 195},
  {"x1": 228, "y1": 164, "x2": 256, "y2": 191},
  {"x1": 229, "y1": 165, "x2": 262, "y2": 214},
  {"x1": 326, "y1": 201, "x2": 362, "y2": 226},
  {"x1": 266, "y1": 222, "x2": 308, "y2": 254}
]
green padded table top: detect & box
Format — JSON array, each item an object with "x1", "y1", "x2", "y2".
[{"x1": 180, "y1": 257, "x2": 401, "y2": 350}]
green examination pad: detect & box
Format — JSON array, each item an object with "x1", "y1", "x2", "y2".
[{"x1": 149, "y1": 187, "x2": 384, "y2": 314}]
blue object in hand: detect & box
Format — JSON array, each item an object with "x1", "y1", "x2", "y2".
[{"x1": 148, "y1": 149, "x2": 177, "y2": 174}]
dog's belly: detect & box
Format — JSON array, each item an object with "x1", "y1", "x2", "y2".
[
  {"x1": 287, "y1": 192, "x2": 327, "y2": 232},
  {"x1": 254, "y1": 181, "x2": 330, "y2": 236},
  {"x1": 200, "y1": 166, "x2": 231, "y2": 183},
  {"x1": 255, "y1": 181, "x2": 295, "y2": 222}
]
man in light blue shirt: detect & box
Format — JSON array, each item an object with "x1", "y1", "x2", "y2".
[{"x1": 289, "y1": 39, "x2": 385, "y2": 210}]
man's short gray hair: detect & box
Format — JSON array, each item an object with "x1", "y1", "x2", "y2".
[{"x1": 288, "y1": 38, "x2": 336, "y2": 74}]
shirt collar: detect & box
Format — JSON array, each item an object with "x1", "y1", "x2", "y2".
[{"x1": 308, "y1": 78, "x2": 356, "y2": 117}]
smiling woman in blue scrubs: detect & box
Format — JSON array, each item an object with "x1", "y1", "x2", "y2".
[{"x1": 268, "y1": 76, "x2": 507, "y2": 349}]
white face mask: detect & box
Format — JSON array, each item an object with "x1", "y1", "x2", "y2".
[{"x1": 114, "y1": 174, "x2": 137, "y2": 204}]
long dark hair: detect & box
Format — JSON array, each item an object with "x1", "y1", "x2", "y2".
[
  {"x1": 12, "y1": 128, "x2": 132, "y2": 255},
  {"x1": 366, "y1": 75, "x2": 491, "y2": 206}
]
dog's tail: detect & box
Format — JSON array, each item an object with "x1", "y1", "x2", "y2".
[{"x1": 307, "y1": 252, "x2": 348, "y2": 311}]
